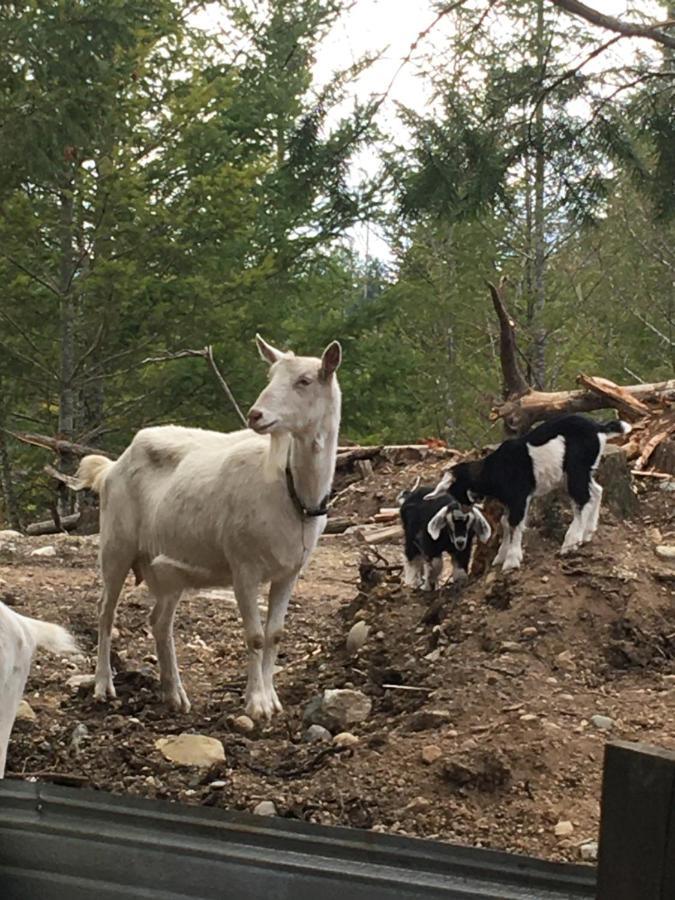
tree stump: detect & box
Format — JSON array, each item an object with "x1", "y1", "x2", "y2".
[{"x1": 596, "y1": 445, "x2": 639, "y2": 519}]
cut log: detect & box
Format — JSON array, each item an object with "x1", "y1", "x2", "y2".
[
  {"x1": 26, "y1": 513, "x2": 81, "y2": 536},
  {"x1": 323, "y1": 516, "x2": 355, "y2": 535},
  {"x1": 491, "y1": 379, "x2": 675, "y2": 434},
  {"x1": 335, "y1": 446, "x2": 382, "y2": 469},
  {"x1": 355, "y1": 458, "x2": 374, "y2": 479},
  {"x1": 363, "y1": 524, "x2": 403, "y2": 545}
]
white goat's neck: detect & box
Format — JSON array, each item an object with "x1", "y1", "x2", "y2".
[{"x1": 288, "y1": 388, "x2": 341, "y2": 510}]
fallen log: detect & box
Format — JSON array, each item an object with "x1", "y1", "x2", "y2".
[
  {"x1": 26, "y1": 512, "x2": 80, "y2": 535},
  {"x1": 363, "y1": 524, "x2": 404, "y2": 545},
  {"x1": 335, "y1": 446, "x2": 382, "y2": 469},
  {"x1": 8, "y1": 431, "x2": 114, "y2": 459},
  {"x1": 323, "y1": 516, "x2": 355, "y2": 534}
]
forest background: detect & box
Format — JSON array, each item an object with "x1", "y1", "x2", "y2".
[{"x1": 0, "y1": 0, "x2": 673, "y2": 525}]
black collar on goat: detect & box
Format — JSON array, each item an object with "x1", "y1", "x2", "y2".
[{"x1": 285, "y1": 463, "x2": 330, "y2": 517}]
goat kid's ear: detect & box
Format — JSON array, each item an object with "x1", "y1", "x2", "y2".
[
  {"x1": 255, "y1": 334, "x2": 285, "y2": 365},
  {"x1": 424, "y1": 470, "x2": 454, "y2": 500},
  {"x1": 319, "y1": 341, "x2": 342, "y2": 381},
  {"x1": 471, "y1": 508, "x2": 492, "y2": 544},
  {"x1": 427, "y1": 506, "x2": 449, "y2": 541}
]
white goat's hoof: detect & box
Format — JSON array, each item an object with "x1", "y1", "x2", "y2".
[
  {"x1": 161, "y1": 683, "x2": 191, "y2": 713},
  {"x1": 501, "y1": 559, "x2": 521, "y2": 574},
  {"x1": 560, "y1": 543, "x2": 580, "y2": 557},
  {"x1": 93, "y1": 676, "x2": 116, "y2": 701},
  {"x1": 245, "y1": 691, "x2": 275, "y2": 721},
  {"x1": 268, "y1": 686, "x2": 283, "y2": 714}
]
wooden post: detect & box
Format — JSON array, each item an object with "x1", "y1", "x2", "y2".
[{"x1": 596, "y1": 740, "x2": 675, "y2": 899}]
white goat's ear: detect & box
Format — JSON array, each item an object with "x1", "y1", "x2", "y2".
[
  {"x1": 427, "y1": 506, "x2": 449, "y2": 541},
  {"x1": 471, "y1": 508, "x2": 492, "y2": 543},
  {"x1": 425, "y1": 470, "x2": 454, "y2": 500},
  {"x1": 320, "y1": 341, "x2": 342, "y2": 380},
  {"x1": 255, "y1": 334, "x2": 285, "y2": 365}
]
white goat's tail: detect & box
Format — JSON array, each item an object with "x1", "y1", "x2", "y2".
[
  {"x1": 73, "y1": 454, "x2": 114, "y2": 493},
  {"x1": 23, "y1": 615, "x2": 79, "y2": 656}
]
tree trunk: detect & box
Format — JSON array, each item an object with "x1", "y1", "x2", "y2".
[
  {"x1": 0, "y1": 427, "x2": 21, "y2": 530},
  {"x1": 57, "y1": 167, "x2": 77, "y2": 516},
  {"x1": 531, "y1": 0, "x2": 547, "y2": 389}
]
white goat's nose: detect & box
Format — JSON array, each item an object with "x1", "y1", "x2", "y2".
[{"x1": 247, "y1": 408, "x2": 263, "y2": 427}]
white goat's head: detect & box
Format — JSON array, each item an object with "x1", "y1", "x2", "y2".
[{"x1": 247, "y1": 335, "x2": 342, "y2": 437}]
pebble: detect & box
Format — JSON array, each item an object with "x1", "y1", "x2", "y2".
[
  {"x1": 500, "y1": 641, "x2": 522, "y2": 653},
  {"x1": 253, "y1": 800, "x2": 277, "y2": 816},
  {"x1": 15, "y1": 700, "x2": 36, "y2": 721},
  {"x1": 333, "y1": 732, "x2": 359, "y2": 748},
  {"x1": 304, "y1": 724, "x2": 332, "y2": 743},
  {"x1": 155, "y1": 733, "x2": 225, "y2": 768},
  {"x1": 303, "y1": 689, "x2": 372, "y2": 731},
  {"x1": 406, "y1": 710, "x2": 452, "y2": 732},
  {"x1": 346, "y1": 620, "x2": 370, "y2": 654},
  {"x1": 521, "y1": 627, "x2": 538, "y2": 638},
  {"x1": 232, "y1": 715, "x2": 255, "y2": 735},
  {"x1": 520, "y1": 713, "x2": 538, "y2": 723},
  {"x1": 30, "y1": 545, "x2": 57, "y2": 558},
  {"x1": 209, "y1": 780, "x2": 227, "y2": 789},
  {"x1": 590, "y1": 714, "x2": 614, "y2": 732},
  {"x1": 67, "y1": 673, "x2": 96, "y2": 690},
  {"x1": 421, "y1": 744, "x2": 442, "y2": 765},
  {"x1": 655, "y1": 545, "x2": 675, "y2": 560},
  {"x1": 579, "y1": 840, "x2": 598, "y2": 861},
  {"x1": 554, "y1": 820, "x2": 574, "y2": 837}
]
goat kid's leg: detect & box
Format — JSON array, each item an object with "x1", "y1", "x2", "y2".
[
  {"x1": 0, "y1": 653, "x2": 31, "y2": 778},
  {"x1": 232, "y1": 570, "x2": 268, "y2": 720},
  {"x1": 94, "y1": 558, "x2": 130, "y2": 702},
  {"x1": 422, "y1": 556, "x2": 442, "y2": 591},
  {"x1": 493, "y1": 515, "x2": 511, "y2": 567},
  {"x1": 582, "y1": 480, "x2": 603, "y2": 542},
  {"x1": 503, "y1": 500, "x2": 529, "y2": 573},
  {"x1": 403, "y1": 555, "x2": 423, "y2": 588},
  {"x1": 150, "y1": 591, "x2": 190, "y2": 713},
  {"x1": 262, "y1": 574, "x2": 297, "y2": 715}
]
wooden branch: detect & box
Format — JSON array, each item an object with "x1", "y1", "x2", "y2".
[
  {"x1": 491, "y1": 379, "x2": 675, "y2": 432},
  {"x1": 7, "y1": 430, "x2": 113, "y2": 459},
  {"x1": 26, "y1": 512, "x2": 80, "y2": 535},
  {"x1": 577, "y1": 373, "x2": 651, "y2": 420},
  {"x1": 550, "y1": 0, "x2": 675, "y2": 50},
  {"x1": 141, "y1": 345, "x2": 247, "y2": 426},
  {"x1": 44, "y1": 463, "x2": 88, "y2": 490},
  {"x1": 487, "y1": 280, "x2": 530, "y2": 401},
  {"x1": 335, "y1": 445, "x2": 383, "y2": 469}
]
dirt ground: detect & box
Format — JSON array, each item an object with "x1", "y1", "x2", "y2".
[{"x1": 2, "y1": 456, "x2": 674, "y2": 865}]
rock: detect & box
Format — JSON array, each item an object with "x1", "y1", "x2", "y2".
[
  {"x1": 70, "y1": 723, "x2": 89, "y2": 754},
  {"x1": 155, "y1": 733, "x2": 225, "y2": 768},
  {"x1": 333, "y1": 731, "x2": 359, "y2": 748},
  {"x1": 67, "y1": 673, "x2": 96, "y2": 691},
  {"x1": 655, "y1": 545, "x2": 675, "y2": 561},
  {"x1": 346, "y1": 620, "x2": 370, "y2": 654},
  {"x1": 500, "y1": 641, "x2": 522, "y2": 653},
  {"x1": 303, "y1": 689, "x2": 371, "y2": 731},
  {"x1": 522, "y1": 626, "x2": 538, "y2": 638},
  {"x1": 0, "y1": 530, "x2": 22, "y2": 540},
  {"x1": 232, "y1": 715, "x2": 255, "y2": 735},
  {"x1": 659, "y1": 480, "x2": 675, "y2": 493},
  {"x1": 590, "y1": 714, "x2": 614, "y2": 732},
  {"x1": 209, "y1": 780, "x2": 227, "y2": 789},
  {"x1": 579, "y1": 840, "x2": 598, "y2": 861},
  {"x1": 30, "y1": 545, "x2": 57, "y2": 558},
  {"x1": 253, "y1": 800, "x2": 277, "y2": 816},
  {"x1": 554, "y1": 820, "x2": 574, "y2": 837},
  {"x1": 304, "y1": 724, "x2": 332, "y2": 743},
  {"x1": 421, "y1": 744, "x2": 442, "y2": 765},
  {"x1": 406, "y1": 709, "x2": 452, "y2": 732},
  {"x1": 556, "y1": 650, "x2": 576, "y2": 671},
  {"x1": 519, "y1": 713, "x2": 538, "y2": 723},
  {"x1": 15, "y1": 700, "x2": 36, "y2": 721}
]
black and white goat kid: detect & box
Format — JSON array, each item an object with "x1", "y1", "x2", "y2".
[
  {"x1": 427, "y1": 415, "x2": 631, "y2": 573},
  {"x1": 399, "y1": 485, "x2": 491, "y2": 591}
]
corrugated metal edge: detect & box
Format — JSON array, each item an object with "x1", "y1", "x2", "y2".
[{"x1": 0, "y1": 781, "x2": 596, "y2": 899}]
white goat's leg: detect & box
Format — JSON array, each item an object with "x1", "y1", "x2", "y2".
[
  {"x1": 232, "y1": 570, "x2": 267, "y2": 720},
  {"x1": 403, "y1": 556, "x2": 422, "y2": 588},
  {"x1": 262, "y1": 574, "x2": 297, "y2": 716},
  {"x1": 0, "y1": 654, "x2": 30, "y2": 778},
  {"x1": 503, "y1": 501, "x2": 529, "y2": 572},
  {"x1": 94, "y1": 559, "x2": 129, "y2": 702},
  {"x1": 150, "y1": 591, "x2": 190, "y2": 713}
]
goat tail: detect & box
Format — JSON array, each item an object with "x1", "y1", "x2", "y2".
[
  {"x1": 597, "y1": 420, "x2": 632, "y2": 436},
  {"x1": 23, "y1": 615, "x2": 79, "y2": 656},
  {"x1": 73, "y1": 454, "x2": 114, "y2": 493}
]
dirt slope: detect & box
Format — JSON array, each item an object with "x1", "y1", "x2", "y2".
[{"x1": 2, "y1": 472, "x2": 673, "y2": 865}]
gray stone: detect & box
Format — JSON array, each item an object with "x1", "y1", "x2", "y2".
[
  {"x1": 253, "y1": 800, "x2": 277, "y2": 816},
  {"x1": 0, "y1": 530, "x2": 22, "y2": 540},
  {"x1": 333, "y1": 731, "x2": 359, "y2": 748},
  {"x1": 155, "y1": 733, "x2": 225, "y2": 767},
  {"x1": 67, "y1": 673, "x2": 96, "y2": 690},
  {"x1": 579, "y1": 840, "x2": 598, "y2": 861},
  {"x1": 655, "y1": 545, "x2": 675, "y2": 561},
  {"x1": 406, "y1": 709, "x2": 452, "y2": 732},
  {"x1": 303, "y1": 689, "x2": 372, "y2": 732},
  {"x1": 15, "y1": 700, "x2": 36, "y2": 721},
  {"x1": 590, "y1": 714, "x2": 614, "y2": 732},
  {"x1": 232, "y1": 715, "x2": 255, "y2": 735},
  {"x1": 659, "y1": 480, "x2": 675, "y2": 493},
  {"x1": 346, "y1": 620, "x2": 370, "y2": 654},
  {"x1": 30, "y1": 545, "x2": 57, "y2": 558},
  {"x1": 554, "y1": 820, "x2": 574, "y2": 838},
  {"x1": 304, "y1": 724, "x2": 332, "y2": 743}
]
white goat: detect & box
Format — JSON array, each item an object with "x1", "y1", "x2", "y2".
[
  {"x1": 0, "y1": 601, "x2": 78, "y2": 777},
  {"x1": 75, "y1": 335, "x2": 341, "y2": 721}
]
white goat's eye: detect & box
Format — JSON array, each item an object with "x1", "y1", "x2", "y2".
[{"x1": 295, "y1": 376, "x2": 312, "y2": 388}]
